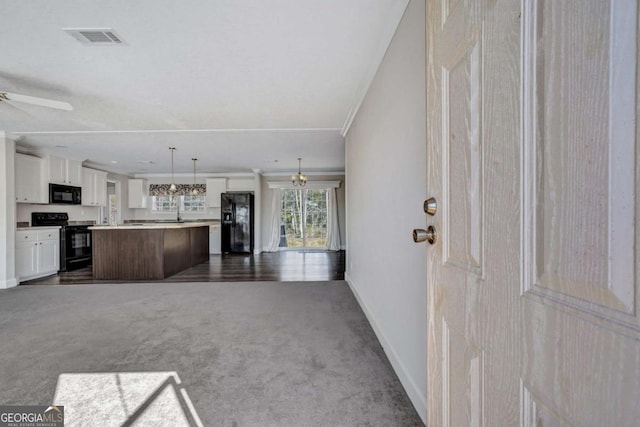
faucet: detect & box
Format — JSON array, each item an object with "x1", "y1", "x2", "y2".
[{"x1": 176, "y1": 199, "x2": 181, "y2": 222}]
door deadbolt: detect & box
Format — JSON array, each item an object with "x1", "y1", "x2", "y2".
[
  {"x1": 424, "y1": 197, "x2": 437, "y2": 216},
  {"x1": 413, "y1": 226, "x2": 437, "y2": 245}
]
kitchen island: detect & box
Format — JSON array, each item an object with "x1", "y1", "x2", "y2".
[{"x1": 89, "y1": 223, "x2": 210, "y2": 280}]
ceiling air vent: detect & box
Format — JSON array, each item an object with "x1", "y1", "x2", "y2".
[{"x1": 63, "y1": 28, "x2": 126, "y2": 45}]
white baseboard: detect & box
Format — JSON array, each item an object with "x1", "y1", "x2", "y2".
[
  {"x1": 345, "y1": 273, "x2": 427, "y2": 424},
  {"x1": 0, "y1": 278, "x2": 18, "y2": 289}
]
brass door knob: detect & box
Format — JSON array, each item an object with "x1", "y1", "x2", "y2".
[{"x1": 413, "y1": 226, "x2": 437, "y2": 244}]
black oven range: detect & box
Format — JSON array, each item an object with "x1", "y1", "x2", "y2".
[{"x1": 31, "y1": 212, "x2": 92, "y2": 272}]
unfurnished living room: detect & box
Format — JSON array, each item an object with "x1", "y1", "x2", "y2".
[{"x1": 1, "y1": 0, "x2": 639, "y2": 426}]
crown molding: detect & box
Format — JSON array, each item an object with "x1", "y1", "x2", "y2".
[
  {"x1": 11, "y1": 127, "x2": 342, "y2": 136},
  {"x1": 261, "y1": 170, "x2": 345, "y2": 177},
  {"x1": 133, "y1": 172, "x2": 256, "y2": 179},
  {"x1": 340, "y1": 0, "x2": 410, "y2": 137},
  {"x1": 267, "y1": 180, "x2": 341, "y2": 189}
]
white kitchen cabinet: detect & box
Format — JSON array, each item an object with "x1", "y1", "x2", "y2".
[
  {"x1": 16, "y1": 240, "x2": 38, "y2": 279},
  {"x1": 16, "y1": 228, "x2": 60, "y2": 282},
  {"x1": 205, "y1": 178, "x2": 227, "y2": 207},
  {"x1": 38, "y1": 237, "x2": 59, "y2": 273},
  {"x1": 81, "y1": 168, "x2": 94, "y2": 205},
  {"x1": 82, "y1": 167, "x2": 108, "y2": 206},
  {"x1": 128, "y1": 179, "x2": 148, "y2": 208},
  {"x1": 47, "y1": 155, "x2": 66, "y2": 184},
  {"x1": 47, "y1": 155, "x2": 82, "y2": 186},
  {"x1": 226, "y1": 178, "x2": 254, "y2": 191},
  {"x1": 15, "y1": 153, "x2": 46, "y2": 204},
  {"x1": 209, "y1": 224, "x2": 221, "y2": 254},
  {"x1": 95, "y1": 171, "x2": 107, "y2": 206}
]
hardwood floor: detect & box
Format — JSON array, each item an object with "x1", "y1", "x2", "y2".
[{"x1": 22, "y1": 250, "x2": 346, "y2": 285}]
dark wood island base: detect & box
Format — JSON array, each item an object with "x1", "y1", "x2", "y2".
[{"x1": 90, "y1": 224, "x2": 210, "y2": 280}]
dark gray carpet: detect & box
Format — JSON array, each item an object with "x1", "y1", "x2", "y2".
[{"x1": 0, "y1": 281, "x2": 423, "y2": 426}]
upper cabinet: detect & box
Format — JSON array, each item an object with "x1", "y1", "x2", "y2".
[
  {"x1": 128, "y1": 179, "x2": 148, "y2": 209},
  {"x1": 47, "y1": 155, "x2": 82, "y2": 186},
  {"x1": 81, "y1": 167, "x2": 107, "y2": 206},
  {"x1": 225, "y1": 177, "x2": 255, "y2": 192},
  {"x1": 205, "y1": 178, "x2": 227, "y2": 207},
  {"x1": 15, "y1": 153, "x2": 47, "y2": 204}
]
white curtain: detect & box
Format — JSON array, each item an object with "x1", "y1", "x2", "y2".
[
  {"x1": 326, "y1": 188, "x2": 341, "y2": 251},
  {"x1": 264, "y1": 188, "x2": 282, "y2": 252}
]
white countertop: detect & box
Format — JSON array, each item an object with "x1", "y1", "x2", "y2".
[
  {"x1": 89, "y1": 222, "x2": 214, "y2": 230},
  {"x1": 16, "y1": 226, "x2": 62, "y2": 231}
]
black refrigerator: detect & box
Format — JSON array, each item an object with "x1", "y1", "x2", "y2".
[{"x1": 221, "y1": 192, "x2": 254, "y2": 254}]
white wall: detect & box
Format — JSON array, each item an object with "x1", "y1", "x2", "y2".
[
  {"x1": 106, "y1": 172, "x2": 135, "y2": 222},
  {"x1": 260, "y1": 174, "x2": 346, "y2": 251},
  {"x1": 345, "y1": 0, "x2": 426, "y2": 421},
  {"x1": 0, "y1": 132, "x2": 17, "y2": 288}
]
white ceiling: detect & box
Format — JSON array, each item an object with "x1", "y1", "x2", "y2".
[{"x1": 1, "y1": 0, "x2": 409, "y2": 175}]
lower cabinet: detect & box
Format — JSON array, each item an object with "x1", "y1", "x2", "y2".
[
  {"x1": 209, "y1": 224, "x2": 221, "y2": 254},
  {"x1": 16, "y1": 239, "x2": 38, "y2": 279},
  {"x1": 16, "y1": 228, "x2": 60, "y2": 282}
]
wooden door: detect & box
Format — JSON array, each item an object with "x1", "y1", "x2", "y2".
[{"x1": 425, "y1": 0, "x2": 640, "y2": 425}]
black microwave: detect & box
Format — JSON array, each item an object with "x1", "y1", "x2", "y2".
[{"x1": 49, "y1": 183, "x2": 82, "y2": 205}]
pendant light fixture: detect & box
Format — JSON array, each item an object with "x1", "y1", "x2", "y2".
[
  {"x1": 169, "y1": 147, "x2": 177, "y2": 192},
  {"x1": 191, "y1": 158, "x2": 199, "y2": 195},
  {"x1": 292, "y1": 157, "x2": 308, "y2": 186}
]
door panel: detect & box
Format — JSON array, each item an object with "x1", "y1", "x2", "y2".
[
  {"x1": 38, "y1": 240, "x2": 59, "y2": 273},
  {"x1": 443, "y1": 39, "x2": 483, "y2": 272},
  {"x1": 522, "y1": 0, "x2": 639, "y2": 323},
  {"x1": 16, "y1": 242, "x2": 37, "y2": 279},
  {"x1": 521, "y1": 383, "x2": 571, "y2": 427},
  {"x1": 442, "y1": 321, "x2": 484, "y2": 427},
  {"x1": 426, "y1": 0, "x2": 487, "y2": 425},
  {"x1": 426, "y1": 0, "x2": 640, "y2": 425}
]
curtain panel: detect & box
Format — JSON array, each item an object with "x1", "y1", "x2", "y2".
[
  {"x1": 326, "y1": 187, "x2": 341, "y2": 251},
  {"x1": 264, "y1": 188, "x2": 283, "y2": 252}
]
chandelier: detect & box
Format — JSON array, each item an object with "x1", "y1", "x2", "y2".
[{"x1": 291, "y1": 158, "x2": 307, "y2": 186}]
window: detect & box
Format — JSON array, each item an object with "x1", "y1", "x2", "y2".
[
  {"x1": 151, "y1": 195, "x2": 206, "y2": 212},
  {"x1": 280, "y1": 189, "x2": 327, "y2": 248},
  {"x1": 151, "y1": 195, "x2": 174, "y2": 212},
  {"x1": 182, "y1": 195, "x2": 206, "y2": 212}
]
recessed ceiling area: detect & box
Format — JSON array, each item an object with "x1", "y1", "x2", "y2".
[{"x1": 0, "y1": 0, "x2": 409, "y2": 175}]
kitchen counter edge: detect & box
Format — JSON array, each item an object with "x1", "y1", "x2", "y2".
[
  {"x1": 17, "y1": 226, "x2": 62, "y2": 231},
  {"x1": 89, "y1": 222, "x2": 215, "y2": 230}
]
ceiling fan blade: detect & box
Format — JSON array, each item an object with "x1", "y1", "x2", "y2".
[
  {"x1": 0, "y1": 98, "x2": 34, "y2": 118},
  {"x1": 1, "y1": 91, "x2": 73, "y2": 111}
]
